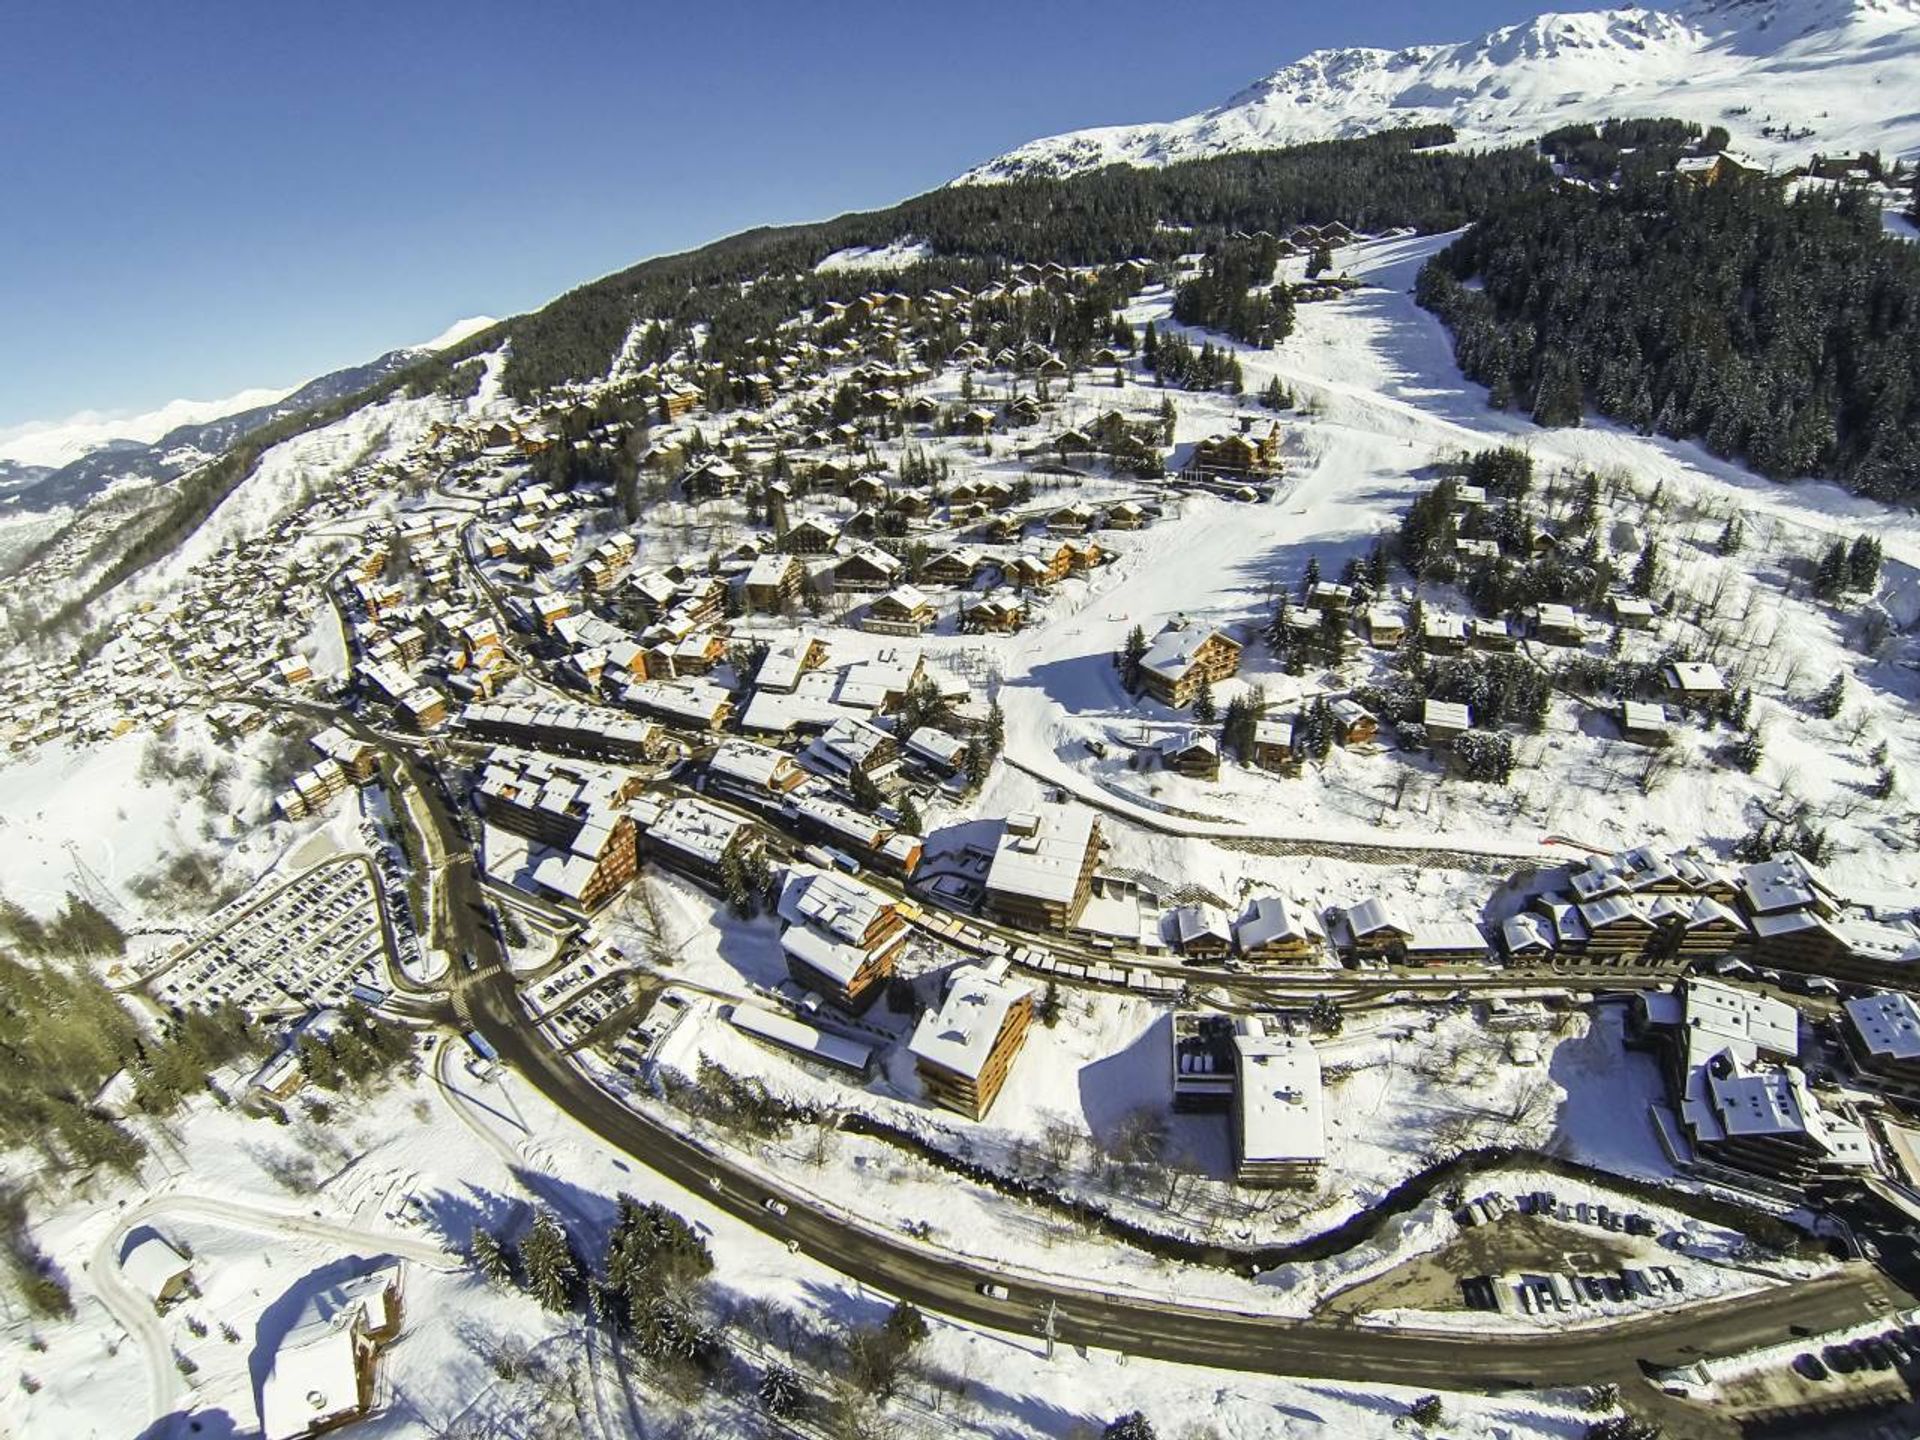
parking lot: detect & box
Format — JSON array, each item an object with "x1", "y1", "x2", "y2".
[{"x1": 151, "y1": 856, "x2": 393, "y2": 1016}]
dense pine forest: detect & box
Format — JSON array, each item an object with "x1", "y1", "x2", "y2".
[
  {"x1": 498, "y1": 125, "x2": 1543, "y2": 398},
  {"x1": 1417, "y1": 170, "x2": 1920, "y2": 504}
]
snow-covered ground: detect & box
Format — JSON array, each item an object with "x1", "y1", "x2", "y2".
[
  {"x1": 856, "y1": 230, "x2": 1920, "y2": 899},
  {"x1": 815, "y1": 238, "x2": 934, "y2": 273},
  {"x1": 0, "y1": 1035, "x2": 1611, "y2": 1440},
  {"x1": 0, "y1": 715, "x2": 364, "y2": 932},
  {"x1": 959, "y1": 0, "x2": 1920, "y2": 183}
]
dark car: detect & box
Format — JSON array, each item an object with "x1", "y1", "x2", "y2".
[{"x1": 1792, "y1": 1352, "x2": 1829, "y2": 1382}]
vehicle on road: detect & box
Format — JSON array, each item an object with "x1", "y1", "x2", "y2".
[
  {"x1": 978, "y1": 1282, "x2": 1010, "y2": 1301},
  {"x1": 763, "y1": 1198, "x2": 789, "y2": 1217}
]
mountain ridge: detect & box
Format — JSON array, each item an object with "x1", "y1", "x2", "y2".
[
  {"x1": 1, "y1": 318, "x2": 499, "y2": 514},
  {"x1": 956, "y1": 0, "x2": 1920, "y2": 184}
]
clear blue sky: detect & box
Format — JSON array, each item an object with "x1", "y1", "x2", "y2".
[{"x1": 0, "y1": 1, "x2": 1543, "y2": 426}]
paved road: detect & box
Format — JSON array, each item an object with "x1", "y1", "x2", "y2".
[{"x1": 263, "y1": 702, "x2": 1914, "y2": 1404}]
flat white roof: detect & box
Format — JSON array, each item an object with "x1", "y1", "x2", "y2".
[
  {"x1": 1681, "y1": 978, "x2": 1799, "y2": 1066},
  {"x1": 1233, "y1": 1021, "x2": 1326, "y2": 1165},
  {"x1": 730, "y1": 1004, "x2": 873, "y2": 1072},
  {"x1": 985, "y1": 805, "x2": 1097, "y2": 906}
]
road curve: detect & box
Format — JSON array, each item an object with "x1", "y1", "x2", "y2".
[{"x1": 348, "y1": 700, "x2": 1911, "y2": 1393}]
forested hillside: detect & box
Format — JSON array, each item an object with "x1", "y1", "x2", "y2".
[
  {"x1": 1417, "y1": 172, "x2": 1920, "y2": 504},
  {"x1": 499, "y1": 125, "x2": 1544, "y2": 397}
]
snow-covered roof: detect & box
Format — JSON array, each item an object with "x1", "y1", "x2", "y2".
[
  {"x1": 1139, "y1": 620, "x2": 1235, "y2": 683},
  {"x1": 1665, "y1": 660, "x2": 1727, "y2": 694},
  {"x1": 622, "y1": 678, "x2": 731, "y2": 726},
  {"x1": 1344, "y1": 896, "x2": 1409, "y2": 939},
  {"x1": 985, "y1": 805, "x2": 1098, "y2": 906},
  {"x1": 260, "y1": 1264, "x2": 400, "y2": 1440},
  {"x1": 908, "y1": 963, "x2": 1032, "y2": 1081},
  {"x1": 1166, "y1": 902, "x2": 1231, "y2": 947},
  {"x1": 646, "y1": 796, "x2": 753, "y2": 868},
  {"x1": 1235, "y1": 895, "x2": 1322, "y2": 951},
  {"x1": 905, "y1": 726, "x2": 967, "y2": 768},
  {"x1": 1679, "y1": 979, "x2": 1799, "y2": 1067},
  {"x1": 730, "y1": 1004, "x2": 874, "y2": 1072},
  {"x1": 1846, "y1": 991, "x2": 1920, "y2": 1064},
  {"x1": 710, "y1": 738, "x2": 800, "y2": 792},
  {"x1": 1232, "y1": 1020, "x2": 1325, "y2": 1166},
  {"x1": 778, "y1": 869, "x2": 891, "y2": 947},
  {"x1": 1739, "y1": 853, "x2": 1834, "y2": 915},
  {"x1": 121, "y1": 1235, "x2": 191, "y2": 1301},
  {"x1": 744, "y1": 552, "x2": 799, "y2": 589}
]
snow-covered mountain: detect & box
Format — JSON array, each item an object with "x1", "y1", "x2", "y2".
[
  {"x1": 957, "y1": 0, "x2": 1920, "y2": 183},
  {"x1": 0, "y1": 316, "x2": 498, "y2": 513},
  {"x1": 0, "y1": 389, "x2": 295, "y2": 474}
]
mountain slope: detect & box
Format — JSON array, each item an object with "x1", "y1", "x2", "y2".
[
  {"x1": 957, "y1": 0, "x2": 1920, "y2": 183},
  {"x1": 5, "y1": 319, "x2": 499, "y2": 514}
]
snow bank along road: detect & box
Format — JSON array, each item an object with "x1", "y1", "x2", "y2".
[{"x1": 263, "y1": 696, "x2": 1907, "y2": 1394}]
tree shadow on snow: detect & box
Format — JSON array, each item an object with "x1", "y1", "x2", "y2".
[{"x1": 410, "y1": 1181, "x2": 528, "y2": 1255}]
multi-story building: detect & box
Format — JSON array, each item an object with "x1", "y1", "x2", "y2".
[
  {"x1": 908, "y1": 961, "x2": 1034, "y2": 1120},
  {"x1": 983, "y1": 805, "x2": 1103, "y2": 934},
  {"x1": 776, "y1": 870, "x2": 908, "y2": 1012},
  {"x1": 1138, "y1": 620, "x2": 1240, "y2": 709},
  {"x1": 1843, "y1": 992, "x2": 1920, "y2": 1090},
  {"x1": 1230, "y1": 1018, "x2": 1325, "y2": 1187}
]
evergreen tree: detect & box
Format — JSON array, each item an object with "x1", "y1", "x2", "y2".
[
  {"x1": 1192, "y1": 677, "x2": 1217, "y2": 724},
  {"x1": 985, "y1": 699, "x2": 1006, "y2": 754},
  {"x1": 850, "y1": 766, "x2": 886, "y2": 811},
  {"x1": 1629, "y1": 540, "x2": 1659, "y2": 598},
  {"x1": 759, "y1": 1364, "x2": 807, "y2": 1418},
  {"x1": 1306, "y1": 241, "x2": 1334, "y2": 278},
  {"x1": 1813, "y1": 673, "x2": 1846, "y2": 720},
  {"x1": 1730, "y1": 729, "x2": 1765, "y2": 773},
  {"x1": 1302, "y1": 698, "x2": 1335, "y2": 761},
  {"x1": 1367, "y1": 538, "x2": 1390, "y2": 591},
  {"x1": 1104, "y1": 1413, "x2": 1157, "y2": 1440},
  {"x1": 1814, "y1": 539, "x2": 1850, "y2": 600},
  {"x1": 1871, "y1": 765, "x2": 1898, "y2": 801},
  {"x1": 1715, "y1": 514, "x2": 1745, "y2": 556},
  {"x1": 964, "y1": 738, "x2": 992, "y2": 790},
  {"x1": 1727, "y1": 687, "x2": 1753, "y2": 730},
  {"x1": 1122, "y1": 624, "x2": 1149, "y2": 690},
  {"x1": 1848, "y1": 534, "x2": 1883, "y2": 591},
  {"x1": 896, "y1": 792, "x2": 924, "y2": 836},
  {"x1": 1300, "y1": 555, "x2": 1321, "y2": 599},
  {"x1": 720, "y1": 844, "x2": 756, "y2": 918},
  {"x1": 520, "y1": 1211, "x2": 579, "y2": 1313},
  {"x1": 471, "y1": 1227, "x2": 513, "y2": 1287}
]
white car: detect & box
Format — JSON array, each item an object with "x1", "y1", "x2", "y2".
[
  {"x1": 763, "y1": 1197, "x2": 789, "y2": 1217},
  {"x1": 978, "y1": 1282, "x2": 1010, "y2": 1301}
]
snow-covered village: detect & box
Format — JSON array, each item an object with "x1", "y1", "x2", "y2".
[{"x1": 3, "y1": 3, "x2": 1920, "y2": 1439}]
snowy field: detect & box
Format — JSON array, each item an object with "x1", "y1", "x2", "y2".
[{"x1": 0, "y1": 1036, "x2": 1612, "y2": 1440}]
